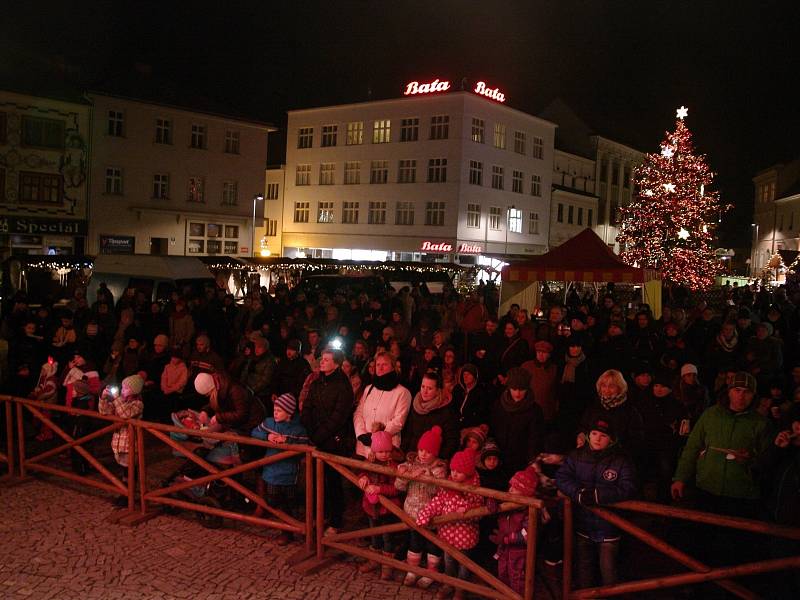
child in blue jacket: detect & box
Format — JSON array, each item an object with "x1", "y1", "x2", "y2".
[
  {"x1": 556, "y1": 418, "x2": 636, "y2": 589},
  {"x1": 251, "y1": 392, "x2": 309, "y2": 545}
]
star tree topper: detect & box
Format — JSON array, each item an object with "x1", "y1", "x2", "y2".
[{"x1": 676, "y1": 106, "x2": 689, "y2": 119}]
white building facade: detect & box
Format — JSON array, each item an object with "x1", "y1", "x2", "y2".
[
  {"x1": 277, "y1": 87, "x2": 555, "y2": 263},
  {"x1": 751, "y1": 158, "x2": 800, "y2": 272},
  {"x1": 87, "y1": 93, "x2": 274, "y2": 257},
  {"x1": 549, "y1": 149, "x2": 598, "y2": 247}
]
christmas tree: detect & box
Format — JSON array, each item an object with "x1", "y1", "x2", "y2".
[{"x1": 617, "y1": 106, "x2": 729, "y2": 290}]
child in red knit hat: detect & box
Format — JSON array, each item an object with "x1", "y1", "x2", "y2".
[
  {"x1": 356, "y1": 429, "x2": 401, "y2": 581},
  {"x1": 396, "y1": 425, "x2": 449, "y2": 587},
  {"x1": 491, "y1": 466, "x2": 539, "y2": 595},
  {"x1": 416, "y1": 448, "x2": 484, "y2": 600}
]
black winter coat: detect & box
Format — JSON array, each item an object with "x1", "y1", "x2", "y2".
[
  {"x1": 301, "y1": 368, "x2": 355, "y2": 454},
  {"x1": 273, "y1": 355, "x2": 312, "y2": 400},
  {"x1": 402, "y1": 395, "x2": 460, "y2": 459},
  {"x1": 490, "y1": 389, "x2": 545, "y2": 477},
  {"x1": 450, "y1": 381, "x2": 491, "y2": 429},
  {"x1": 580, "y1": 399, "x2": 645, "y2": 456}
]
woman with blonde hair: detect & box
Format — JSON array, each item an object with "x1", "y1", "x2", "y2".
[{"x1": 578, "y1": 369, "x2": 644, "y2": 454}]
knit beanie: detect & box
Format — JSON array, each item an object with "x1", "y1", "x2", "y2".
[
  {"x1": 460, "y1": 424, "x2": 489, "y2": 448},
  {"x1": 122, "y1": 374, "x2": 144, "y2": 395},
  {"x1": 460, "y1": 363, "x2": 479, "y2": 381},
  {"x1": 418, "y1": 425, "x2": 443, "y2": 456},
  {"x1": 274, "y1": 392, "x2": 297, "y2": 417},
  {"x1": 154, "y1": 334, "x2": 170, "y2": 347},
  {"x1": 480, "y1": 439, "x2": 501, "y2": 464},
  {"x1": 194, "y1": 373, "x2": 216, "y2": 396},
  {"x1": 534, "y1": 340, "x2": 554, "y2": 353},
  {"x1": 510, "y1": 466, "x2": 539, "y2": 496},
  {"x1": 371, "y1": 430, "x2": 393, "y2": 453},
  {"x1": 506, "y1": 367, "x2": 531, "y2": 390},
  {"x1": 450, "y1": 448, "x2": 477, "y2": 476}
]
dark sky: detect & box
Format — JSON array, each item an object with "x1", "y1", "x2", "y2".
[{"x1": 4, "y1": 0, "x2": 798, "y2": 246}]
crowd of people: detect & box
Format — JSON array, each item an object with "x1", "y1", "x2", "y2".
[{"x1": 1, "y1": 277, "x2": 799, "y2": 598}]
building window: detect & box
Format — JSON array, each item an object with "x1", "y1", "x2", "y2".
[
  {"x1": 472, "y1": 118, "x2": 485, "y2": 143},
  {"x1": 18, "y1": 171, "x2": 62, "y2": 204},
  {"x1": 222, "y1": 181, "x2": 238, "y2": 206},
  {"x1": 21, "y1": 116, "x2": 64, "y2": 149},
  {"x1": 567, "y1": 205, "x2": 574, "y2": 224},
  {"x1": 489, "y1": 207, "x2": 501, "y2": 230},
  {"x1": 368, "y1": 201, "x2": 387, "y2": 225},
  {"x1": 373, "y1": 119, "x2": 391, "y2": 144},
  {"x1": 790, "y1": 212, "x2": 795, "y2": 231},
  {"x1": 428, "y1": 158, "x2": 447, "y2": 183},
  {"x1": 623, "y1": 167, "x2": 631, "y2": 189},
  {"x1": 494, "y1": 123, "x2": 506, "y2": 149},
  {"x1": 342, "y1": 201, "x2": 360, "y2": 224},
  {"x1": 296, "y1": 164, "x2": 311, "y2": 185},
  {"x1": 779, "y1": 214, "x2": 784, "y2": 231},
  {"x1": 105, "y1": 167, "x2": 123, "y2": 194},
  {"x1": 557, "y1": 203, "x2": 564, "y2": 223},
  {"x1": 344, "y1": 161, "x2": 361, "y2": 184},
  {"x1": 0, "y1": 168, "x2": 5, "y2": 199},
  {"x1": 265, "y1": 219, "x2": 278, "y2": 237},
  {"x1": 514, "y1": 131, "x2": 526, "y2": 154},
  {"x1": 531, "y1": 174, "x2": 542, "y2": 197},
  {"x1": 587, "y1": 208, "x2": 593, "y2": 227},
  {"x1": 469, "y1": 160, "x2": 483, "y2": 186},
  {"x1": 224, "y1": 130, "x2": 240, "y2": 154},
  {"x1": 508, "y1": 208, "x2": 522, "y2": 233},
  {"x1": 319, "y1": 162, "x2": 335, "y2": 185},
  {"x1": 321, "y1": 124, "x2": 338, "y2": 147},
  {"x1": 266, "y1": 183, "x2": 280, "y2": 200},
  {"x1": 467, "y1": 203, "x2": 481, "y2": 228},
  {"x1": 346, "y1": 121, "x2": 363, "y2": 145},
  {"x1": 396, "y1": 201, "x2": 415, "y2": 225},
  {"x1": 0, "y1": 111, "x2": 7, "y2": 143},
  {"x1": 400, "y1": 118, "x2": 419, "y2": 142},
  {"x1": 533, "y1": 136, "x2": 544, "y2": 159},
  {"x1": 294, "y1": 201, "x2": 310, "y2": 223},
  {"x1": 155, "y1": 118, "x2": 172, "y2": 144},
  {"x1": 425, "y1": 201, "x2": 445, "y2": 226},
  {"x1": 153, "y1": 174, "x2": 169, "y2": 199},
  {"x1": 512, "y1": 170, "x2": 523, "y2": 193},
  {"x1": 398, "y1": 159, "x2": 416, "y2": 183},
  {"x1": 491, "y1": 165, "x2": 504, "y2": 190},
  {"x1": 191, "y1": 124, "x2": 206, "y2": 149},
  {"x1": 529, "y1": 212, "x2": 539, "y2": 234},
  {"x1": 298, "y1": 127, "x2": 313, "y2": 149},
  {"x1": 429, "y1": 115, "x2": 449, "y2": 140},
  {"x1": 187, "y1": 176, "x2": 205, "y2": 203},
  {"x1": 577, "y1": 207, "x2": 584, "y2": 226},
  {"x1": 318, "y1": 201, "x2": 335, "y2": 223},
  {"x1": 370, "y1": 160, "x2": 388, "y2": 184},
  {"x1": 107, "y1": 110, "x2": 124, "y2": 137}
]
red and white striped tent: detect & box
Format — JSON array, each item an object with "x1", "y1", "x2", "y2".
[{"x1": 500, "y1": 228, "x2": 661, "y2": 314}]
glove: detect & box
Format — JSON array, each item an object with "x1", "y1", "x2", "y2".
[
  {"x1": 357, "y1": 433, "x2": 372, "y2": 447},
  {"x1": 486, "y1": 498, "x2": 499, "y2": 514},
  {"x1": 577, "y1": 488, "x2": 598, "y2": 507}
]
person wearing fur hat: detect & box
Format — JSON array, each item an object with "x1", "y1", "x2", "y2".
[
  {"x1": 396, "y1": 426, "x2": 449, "y2": 587},
  {"x1": 251, "y1": 392, "x2": 309, "y2": 545},
  {"x1": 416, "y1": 448, "x2": 485, "y2": 600},
  {"x1": 450, "y1": 363, "x2": 490, "y2": 429},
  {"x1": 356, "y1": 429, "x2": 402, "y2": 580},
  {"x1": 490, "y1": 367, "x2": 545, "y2": 478},
  {"x1": 556, "y1": 418, "x2": 637, "y2": 589},
  {"x1": 99, "y1": 375, "x2": 145, "y2": 472},
  {"x1": 491, "y1": 466, "x2": 539, "y2": 595},
  {"x1": 521, "y1": 340, "x2": 559, "y2": 424}
]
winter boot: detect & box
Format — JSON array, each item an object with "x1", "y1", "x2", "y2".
[
  {"x1": 403, "y1": 551, "x2": 422, "y2": 586},
  {"x1": 380, "y1": 551, "x2": 394, "y2": 581},
  {"x1": 358, "y1": 548, "x2": 379, "y2": 574},
  {"x1": 417, "y1": 553, "x2": 441, "y2": 589}
]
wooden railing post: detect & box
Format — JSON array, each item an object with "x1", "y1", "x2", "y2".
[
  {"x1": 305, "y1": 451, "x2": 314, "y2": 554},
  {"x1": 562, "y1": 496, "x2": 573, "y2": 600},
  {"x1": 3, "y1": 399, "x2": 14, "y2": 477},
  {"x1": 523, "y1": 505, "x2": 538, "y2": 600},
  {"x1": 137, "y1": 424, "x2": 147, "y2": 514},
  {"x1": 127, "y1": 423, "x2": 135, "y2": 511},
  {"x1": 315, "y1": 456, "x2": 325, "y2": 560},
  {"x1": 16, "y1": 401, "x2": 26, "y2": 478}
]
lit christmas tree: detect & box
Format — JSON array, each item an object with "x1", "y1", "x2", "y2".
[{"x1": 617, "y1": 106, "x2": 730, "y2": 290}]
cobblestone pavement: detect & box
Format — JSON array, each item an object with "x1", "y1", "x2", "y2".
[{"x1": 0, "y1": 478, "x2": 448, "y2": 600}]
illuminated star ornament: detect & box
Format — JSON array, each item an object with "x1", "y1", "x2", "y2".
[
  {"x1": 676, "y1": 106, "x2": 689, "y2": 120},
  {"x1": 661, "y1": 146, "x2": 674, "y2": 158},
  {"x1": 664, "y1": 183, "x2": 676, "y2": 192},
  {"x1": 677, "y1": 228, "x2": 690, "y2": 240}
]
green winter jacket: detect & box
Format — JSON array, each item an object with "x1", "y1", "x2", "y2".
[{"x1": 673, "y1": 404, "x2": 770, "y2": 500}]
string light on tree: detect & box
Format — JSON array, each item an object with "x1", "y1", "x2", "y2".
[{"x1": 616, "y1": 106, "x2": 731, "y2": 290}]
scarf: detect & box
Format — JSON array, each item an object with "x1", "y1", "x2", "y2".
[
  {"x1": 716, "y1": 329, "x2": 738, "y2": 352},
  {"x1": 561, "y1": 351, "x2": 586, "y2": 384},
  {"x1": 500, "y1": 388, "x2": 534, "y2": 412},
  {"x1": 413, "y1": 389, "x2": 446, "y2": 415},
  {"x1": 372, "y1": 371, "x2": 400, "y2": 391},
  {"x1": 600, "y1": 391, "x2": 627, "y2": 410}
]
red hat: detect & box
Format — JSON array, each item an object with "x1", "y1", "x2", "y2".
[
  {"x1": 371, "y1": 430, "x2": 393, "y2": 453},
  {"x1": 534, "y1": 340, "x2": 554, "y2": 353},
  {"x1": 418, "y1": 425, "x2": 443, "y2": 455},
  {"x1": 510, "y1": 466, "x2": 539, "y2": 496},
  {"x1": 450, "y1": 448, "x2": 477, "y2": 476}
]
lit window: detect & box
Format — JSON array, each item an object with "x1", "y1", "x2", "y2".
[
  {"x1": 425, "y1": 201, "x2": 445, "y2": 226},
  {"x1": 187, "y1": 176, "x2": 205, "y2": 203},
  {"x1": 471, "y1": 118, "x2": 484, "y2": 143},
  {"x1": 321, "y1": 124, "x2": 338, "y2": 147},
  {"x1": 342, "y1": 201, "x2": 360, "y2": 224},
  {"x1": 508, "y1": 208, "x2": 522, "y2": 233},
  {"x1": 368, "y1": 201, "x2": 387, "y2": 225},
  {"x1": 344, "y1": 161, "x2": 361, "y2": 184},
  {"x1": 319, "y1": 162, "x2": 335, "y2": 185},
  {"x1": 296, "y1": 164, "x2": 311, "y2": 186},
  {"x1": 318, "y1": 201, "x2": 335, "y2": 223},
  {"x1": 512, "y1": 170, "x2": 523, "y2": 193},
  {"x1": 429, "y1": 115, "x2": 449, "y2": 140},
  {"x1": 400, "y1": 118, "x2": 419, "y2": 142},
  {"x1": 297, "y1": 127, "x2": 313, "y2": 149},
  {"x1": 373, "y1": 119, "x2": 391, "y2": 144},
  {"x1": 467, "y1": 204, "x2": 481, "y2": 228},
  {"x1": 494, "y1": 123, "x2": 506, "y2": 149},
  {"x1": 346, "y1": 122, "x2": 363, "y2": 145},
  {"x1": 398, "y1": 159, "x2": 416, "y2": 183},
  {"x1": 514, "y1": 131, "x2": 526, "y2": 155},
  {"x1": 294, "y1": 201, "x2": 310, "y2": 223},
  {"x1": 491, "y1": 165, "x2": 504, "y2": 190},
  {"x1": 105, "y1": 167, "x2": 123, "y2": 194},
  {"x1": 427, "y1": 158, "x2": 447, "y2": 183}
]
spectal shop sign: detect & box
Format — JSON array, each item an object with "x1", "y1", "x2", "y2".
[
  {"x1": 421, "y1": 241, "x2": 482, "y2": 254},
  {"x1": 0, "y1": 216, "x2": 87, "y2": 236}
]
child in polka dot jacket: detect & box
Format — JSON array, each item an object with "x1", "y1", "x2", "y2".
[{"x1": 416, "y1": 448, "x2": 484, "y2": 600}]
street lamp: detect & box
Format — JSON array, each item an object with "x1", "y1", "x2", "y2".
[{"x1": 252, "y1": 194, "x2": 264, "y2": 257}]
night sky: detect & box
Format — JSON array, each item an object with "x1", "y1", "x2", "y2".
[{"x1": 4, "y1": 1, "x2": 798, "y2": 247}]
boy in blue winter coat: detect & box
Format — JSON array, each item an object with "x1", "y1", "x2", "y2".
[
  {"x1": 251, "y1": 392, "x2": 309, "y2": 545},
  {"x1": 555, "y1": 418, "x2": 636, "y2": 590}
]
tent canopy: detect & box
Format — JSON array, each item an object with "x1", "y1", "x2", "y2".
[{"x1": 502, "y1": 228, "x2": 659, "y2": 284}]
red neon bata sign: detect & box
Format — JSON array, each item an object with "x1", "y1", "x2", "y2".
[
  {"x1": 474, "y1": 81, "x2": 506, "y2": 103},
  {"x1": 404, "y1": 79, "x2": 451, "y2": 96}
]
